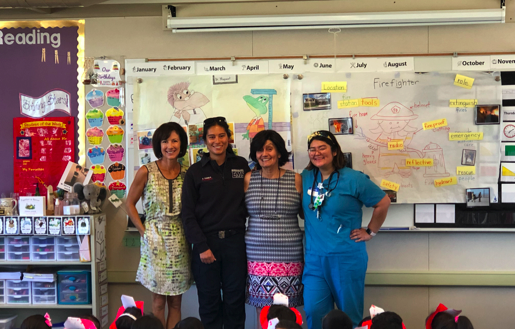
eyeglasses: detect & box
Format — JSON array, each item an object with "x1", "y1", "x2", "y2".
[
  {"x1": 308, "y1": 145, "x2": 329, "y2": 154},
  {"x1": 307, "y1": 130, "x2": 334, "y2": 144},
  {"x1": 203, "y1": 116, "x2": 227, "y2": 125}
]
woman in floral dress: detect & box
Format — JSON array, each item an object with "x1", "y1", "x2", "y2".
[{"x1": 127, "y1": 122, "x2": 192, "y2": 329}]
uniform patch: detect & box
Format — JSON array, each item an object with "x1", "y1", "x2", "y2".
[
  {"x1": 202, "y1": 176, "x2": 213, "y2": 181},
  {"x1": 232, "y1": 169, "x2": 244, "y2": 178}
]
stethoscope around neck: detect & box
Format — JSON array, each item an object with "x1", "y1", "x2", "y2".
[{"x1": 308, "y1": 168, "x2": 340, "y2": 210}]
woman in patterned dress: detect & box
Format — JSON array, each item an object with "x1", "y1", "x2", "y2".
[
  {"x1": 244, "y1": 130, "x2": 304, "y2": 317},
  {"x1": 127, "y1": 122, "x2": 192, "y2": 329}
]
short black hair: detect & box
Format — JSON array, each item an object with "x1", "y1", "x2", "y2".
[
  {"x1": 81, "y1": 315, "x2": 101, "y2": 329},
  {"x1": 430, "y1": 312, "x2": 474, "y2": 329},
  {"x1": 173, "y1": 317, "x2": 204, "y2": 329},
  {"x1": 267, "y1": 305, "x2": 296, "y2": 322},
  {"x1": 131, "y1": 314, "x2": 164, "y2": 329},
  {"x1": 371, "y1": 311, "x2": 403, "y2": 329},
  {"x1": 20, "y1": 315, "x2": 51, "y2": 329},
  {"x1": 322, "y1": 310, "x2": 353, "y2": 329},
  {"x1": 115, "y1": 307, "x2": 143, "y2": 329},
  {"x1": 152, "y1": 122, "x2": 188, "y2": 159},
  {"x1": 275, "y1": 320, "x2": 302, "y2": 329},
  {"x1": 250, "y1": 130, "x2": 290, "y2": 170},
  {"x1": 202, "y1": 116, "x2": 234, "y2": 155}
]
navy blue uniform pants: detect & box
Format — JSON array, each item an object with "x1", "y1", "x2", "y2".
[{"x1": 192, "y1": 232, "x2": 247, "y2": 329}]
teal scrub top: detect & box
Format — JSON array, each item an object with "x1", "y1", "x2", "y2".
[{"x1": 301, "y1": 167, "x2": 386, "y2": 255}]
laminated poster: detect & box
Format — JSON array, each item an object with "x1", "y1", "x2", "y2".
[{"x1": 13, "y1": 117, "x2": 75, "y2": 197}]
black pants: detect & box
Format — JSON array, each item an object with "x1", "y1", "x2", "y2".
[{"x1": 192, "y1": 231, "x2": 247, "y2": 329}]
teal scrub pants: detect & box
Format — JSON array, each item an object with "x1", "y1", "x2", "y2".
[{"x1": 302, "y1": 251, "x2": 368, "y2": 329}]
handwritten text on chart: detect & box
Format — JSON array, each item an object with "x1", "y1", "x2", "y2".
[
  {"x1": 434, "y1": 176, "x2": 458, "y2": 187},
  {"x1": 423, "y1": 118, "x2": 448, "y2": 130},
  {"x1": 388, "y1": 140, "x2": 404, "y2": 150},
  {"x1": 380, "y1": 179, "x2": 400, "y2": 192},
  {"x1": 449, "y1": 99, "x2": 478, "y2": 107},
  {"x1": 405, "y1": 158, "x2": 434, "y2": 166},
  {"x1": 449, "y1": 132, "x2": 484, "y2": 140},
  {"x1": 338, "y1": 98, "x2": 380, "y2": 108},
  {"x1": 454, "y1": 74, "x2": 475, "y2": 89},
  {"x1": 457, "y1": 166, "x2": 476, "y2": 175},
  {"x1": 321, "y1": 82, "x2": 347, "y2": 93}
]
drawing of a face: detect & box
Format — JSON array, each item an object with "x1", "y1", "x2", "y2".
[{"x1": 378, "y1": 120, "x2": 410, "y2": 134}]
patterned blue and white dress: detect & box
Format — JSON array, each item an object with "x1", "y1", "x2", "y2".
[{"x1": 245, "y1": 170, "x2": 304, "y2": 307}]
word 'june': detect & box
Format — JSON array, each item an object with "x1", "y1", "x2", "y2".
[{"x1": 373, "y1": 78, "x2": 419, "y2": 89}]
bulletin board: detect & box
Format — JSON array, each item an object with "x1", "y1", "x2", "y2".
[{"x1": 125, "y1": 58, "x2": 503, "y2": 208}]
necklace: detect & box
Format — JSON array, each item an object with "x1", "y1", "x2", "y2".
[{"x1": 259, "y1": 169, "x2": 281, "y2": 220}]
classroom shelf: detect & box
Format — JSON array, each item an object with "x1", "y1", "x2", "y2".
[
  {"x1": 0, "y1": 303, "x2": 93, "y2": 309},
  {"x1": 0, "y1": 261, "x2": 90, "y2": 266}
]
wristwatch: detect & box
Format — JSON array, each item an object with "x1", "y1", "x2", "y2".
[{"x1": 366, "y1": 227, "x2": 377, "y2": 237}]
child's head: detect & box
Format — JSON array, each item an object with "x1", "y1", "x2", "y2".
[
  {"x1": 116, "y1": 307, "x2": 143, "y2": 329},
  {"x1": 173, "y1": 317, "x2": 204, "y2": 329},
  {"x1": 275, "y1": 320, "x2": 302, "y2": 329},
  {"x1": 81, "y1": 315, "x2": 100, "y2": 329},
  {"x1": 131, "y1": 314, "x2": 164, "y2": 329},
  {"x1": 322, "y1": 310, "x2": 353, "y2": 329},
  {"x1": 370, "y1": 311, "x2": 403, "y2": 329},
  {"x1": 267, "y1": 305, "x2": 296, "y2": 322},
  {"x1": 21, "y1": 315, "x2": 51, "y2": 329},
  {"x1": 430, "y1": 312, "x2": 474, "y2": 329}
]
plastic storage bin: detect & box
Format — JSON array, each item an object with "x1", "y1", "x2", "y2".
[
  {"x1": 6, "y1": 237, "x2": 30, "y2": 261},
  {"x1": 32, "y1": 281, "x2": 57, "y2": 305},
  {"x1": 0, "y1": 314, "x2": 17, "y2": 329},
  {"x1": 56, "y1": 237, "x2": 80, "y2": 261},
  {"x1": 30, "y1": 237, "x2": 56, "y2": 261},
  {"x1": 6, "y1": 280, "x2": 30, "y2": 304},
  {"x1": 57, "y1": 270, "x2": 91, "y2": 305},
  {"x1": 0, "y1": 237, "x2": 5, "y2": 261},
  {"x1": 0, "y1": 280, "x2": 4, "y2": 304}
]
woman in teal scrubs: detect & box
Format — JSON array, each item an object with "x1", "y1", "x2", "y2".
[{"x1": 301, "y1": 130, "x2": 391, "y2": 329}]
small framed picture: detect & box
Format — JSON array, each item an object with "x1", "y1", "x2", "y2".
[
  {"x1": 303, "y1": 93, "x2": 331, "y2": 111},
  {"x1": 16, "y1": 137, "x2": 32, "y2": 160},
  {"x1": 328, "y1": 117, "x2": 353, "y2": 135},
  {"x1": 384, "y1": 190, "x2": 397, "y2": 203},
  {"x1": 461, "y1": 149, "x2": 476, "y2": 166},
  {"x1": 342, "y1": 152, "x2": 352, "y2": 168},
  {"x1": 213, "y1": 75, "x2": 238, "y2": 85},
  {"x1": 475, "y1": 104, "x2": 500, "y2": 125},
  {"x1": 466, "y1": 188, "x2": 490, "y2": 207}
]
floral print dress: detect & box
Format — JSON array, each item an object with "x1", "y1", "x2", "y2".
[{"x1": 136, "y1": 162, "x2": 192, "y2": 295}]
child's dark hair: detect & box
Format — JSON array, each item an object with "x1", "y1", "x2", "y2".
[
  {"x1": 81, "y1": 315, "x2": 101, "y2": 329},
  {"x1": 173, "y1": 317, "x2": 204, "y2": 329},
  {"x1": 131, "y1": 314, "x2": 164, "y2": 329},
  {"x1": 267, "y1": 305, "x2": 296, "y2": 322},
  {"x1": 275, "y1": 320, "x2": 302, "y2": 329},
  {"x1": 322, "y1": 309, "x2": 353, "y2": 329},
  {"x1": 20, "y1": 315, "x2": 51, "y2": 329},
  {"x1": 430, "y1": 312, "x2": 474, "y2": 329},
  {"x1": 371, "y1": 311, "x2": 403, "y2": 329},
  {"x1": 116, "y1": 307, "x2": 143, "y2": 329}
]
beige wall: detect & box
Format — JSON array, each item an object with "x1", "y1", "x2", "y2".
[{"x1": 3, "y1": 2, "x2": 515, "y2": 327}]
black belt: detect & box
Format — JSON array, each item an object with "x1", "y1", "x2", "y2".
[{"x1": 207, "y1": 229, "x2": 241, "y2": 239}]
